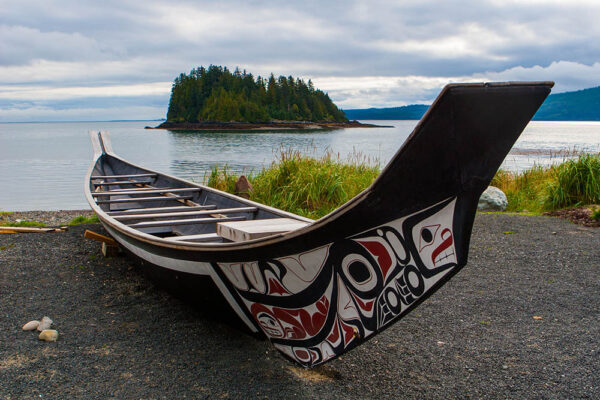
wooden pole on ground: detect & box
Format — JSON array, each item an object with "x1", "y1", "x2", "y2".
[{"x1": 0, "y1": 226, "x2": 67, "y2": 234}]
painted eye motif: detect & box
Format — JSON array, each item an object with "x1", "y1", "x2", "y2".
[
  {"x1": 347, "y1": 261, "x2": 371, "y2": 283},
  {"x1": 419, "y1": 224, "x2": 440, "y2": 251},
  {"x1": 421, "y1": 228, "x2": 433, "y2": 243}
]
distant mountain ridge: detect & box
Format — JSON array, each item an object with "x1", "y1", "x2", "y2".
[
  {"x1": 343, "y1": 85, "x2": 600, "y2": 121},
  {"x1": 343, "y1": 104, "x2": 429, "y2": 120}
]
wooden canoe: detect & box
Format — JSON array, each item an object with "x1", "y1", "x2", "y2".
[{"x1": 85, "y1": 82, "x2": 553, "y2": 367}]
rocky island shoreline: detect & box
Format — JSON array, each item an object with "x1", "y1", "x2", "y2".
[{"x1": 149, "y1": 120, "x2": 390, "y2": 131}]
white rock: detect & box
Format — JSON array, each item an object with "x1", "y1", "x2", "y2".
[
  {"x1": 22, "y1": 320, "x2": 40, "y2": 331},
  {"x1": 37, "y1": 316, "x2": 53, "y2": 331},
  {"x1": 38, "y1": 329, "x2": 59, "y2": 342},
  {"x1": 478, "y1": 186, "x2": 508, "y2": 211}
]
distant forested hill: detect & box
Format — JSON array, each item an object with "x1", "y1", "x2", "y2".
[
  {"x1": 343, "y1": 104, "x2": 429, "y2": 120},
  {"x1": 343, "y1": 85, "x2": 600, "y2": 121},
  {"x1": 532, "y1": 86, "x2": 600, "y2": 120},
  {"x1": 166, "y1": 65, "x2": 347, "y2": 123}
]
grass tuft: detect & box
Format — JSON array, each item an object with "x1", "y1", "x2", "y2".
[
  {"x1": 204, "y1": 165, "x2": 238, "y2": 193},
  {"x1": 591, "y1": 207, "x2": 600, "y2": 221},
  {"x1": 1, "y1": 220, "x2": 46, "y2": 227},
  {"x1": 68, "y1": 215, "x2": 100, "y2": 225}
]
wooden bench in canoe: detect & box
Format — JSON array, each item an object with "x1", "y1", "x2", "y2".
[{"x1": 85, "y1": 82, "x2": 553, "y2": 367}]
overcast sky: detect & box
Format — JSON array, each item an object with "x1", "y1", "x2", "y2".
[{"x1": 1, "y1": 0, "x2": 599, "y2": 121}]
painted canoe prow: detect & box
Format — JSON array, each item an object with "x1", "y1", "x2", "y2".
[{"x1": 85, "y1": 82, "x2": 553, "y2": 367}]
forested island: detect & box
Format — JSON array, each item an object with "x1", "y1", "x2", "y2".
[{"x1": 154, "y1": 65, "x2": 381, "y2": 130}]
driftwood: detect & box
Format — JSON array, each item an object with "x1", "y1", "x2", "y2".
[{"x1": 0, "y1": 226, "x2": 67, "y2": 234}]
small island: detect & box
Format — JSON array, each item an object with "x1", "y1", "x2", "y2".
[{"x1": 152, "y1": 65, "x2": 386, "y2": 130}]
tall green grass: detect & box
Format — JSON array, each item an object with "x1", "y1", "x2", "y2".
[
  {"x1": 492, "y1": 153, "x2": 600, "y2": 213},
  {"x1": 545, "y1": 153, "x2": 600, "y2": 209},
  {"x1": 206, "y1": 164, "x2": 238, "y2": 193},
  {"x1": 207, "y1": 151, "x2": 599, "y2": 217},
  {"x1": 206, "y1": 149, "x2": 380, "y2": 219}
]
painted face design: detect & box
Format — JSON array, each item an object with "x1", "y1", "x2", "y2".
[
  {"x1": 411, "y1": 201, "x2": 457, "y2": 270},
  {"x1": 255, "y1": 311, "x2": 284, "y2": 338}
]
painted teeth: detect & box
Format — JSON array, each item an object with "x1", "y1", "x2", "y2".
[{"x1": 434, "y1": 250, "x2": 455, "y2": 265}]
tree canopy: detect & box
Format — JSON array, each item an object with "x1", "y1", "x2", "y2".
[{"x1": 166, "y1": 65, "x2": 347, "y2": 123}]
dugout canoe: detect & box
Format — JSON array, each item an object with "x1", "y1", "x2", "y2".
[{"x1": 85, "y1": 81, "x2": 553, "y2": 367}]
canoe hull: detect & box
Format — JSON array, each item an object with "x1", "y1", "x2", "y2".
[
  {"x1": 86, "y1": 82, "x2": 554, "y2": 367},
  {"x1": 102, "y1": 195, "x2": 462, "y2": 367}
]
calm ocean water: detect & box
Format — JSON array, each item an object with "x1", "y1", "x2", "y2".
[{"x1": 1, "y1": 120, "x2": 599, "y2": 211}]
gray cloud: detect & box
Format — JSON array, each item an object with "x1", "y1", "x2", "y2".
[{"x1": 1, "y1": 0, "x2": 599, "y2": 120}]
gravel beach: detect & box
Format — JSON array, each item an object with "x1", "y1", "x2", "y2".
[{"x1": 1, "y1": 213, "x2": 598, "y2": 399}]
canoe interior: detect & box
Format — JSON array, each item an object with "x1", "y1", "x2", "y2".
[{"x1": 89, "y1": 155, "x2": 307, "y2": 242}]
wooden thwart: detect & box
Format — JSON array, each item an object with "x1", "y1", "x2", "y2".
[
  {"x1": 93, "y1": 179, "x2": 153, "y2": 186},
  {"x1": 127, "y1": 215, "x2": 246, "y2": 229},
  {"x1": 91, "y1": 173, "x2": 157, "y2": 179},
  {"x1": 92, "y1": 188, "x2": 200, "y2": 196},
  {"x1": 165, "y1": 233, "x2": 222, "y2": 242},
  {"x1": 96, "y1": 195, "x2": 193, "y2": 204},
  {"x1": 217, "y1": 218, "x2": 310, "y2": 242},
  {"x1": 106, "y1": 205, "x2": 217, "y2": 216},
  {"x1": 113, "y1": 206, "x2": 257, "y2": 221}
]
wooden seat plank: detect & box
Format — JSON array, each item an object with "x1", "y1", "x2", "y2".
[
  {"x1": 164, "y1": 233, "x2": 222, "y2": 242},
  {"x1": 96, "y1": 195, "x2": 192, "y2": 204},
  {"x1": 106, "y1": 205, "x2": 217, "y2": 216},
  {"x1": 127, "y1": 216, "x2": 246, "y2": 229},
  {"x1": 93, "y1": 179, "x2": 153, "y2": 186},
  {"x1": 217, "y1": 218, "x2": 310, "y2": 242},
  {"x1": 113, "y1": 207, "x2": 257, "y2": 221},
  {"x1": 92, "y1": 188, "x2": 200, "y2": 197},
  {"x1": 91, "y1": 173, "x2": 157, "y2": 179}
]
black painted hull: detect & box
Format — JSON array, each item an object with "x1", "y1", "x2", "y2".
[{"x1": 86, "y1": 82, "x2": 553, "y2": 367}]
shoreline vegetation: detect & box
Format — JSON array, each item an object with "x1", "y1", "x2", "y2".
[
  {"x1": 205, "y1": 151, "x2": 600, "y2": 224},
  {"x1": 2, "y1": 153, "x2": 597, "y2": 226}
]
